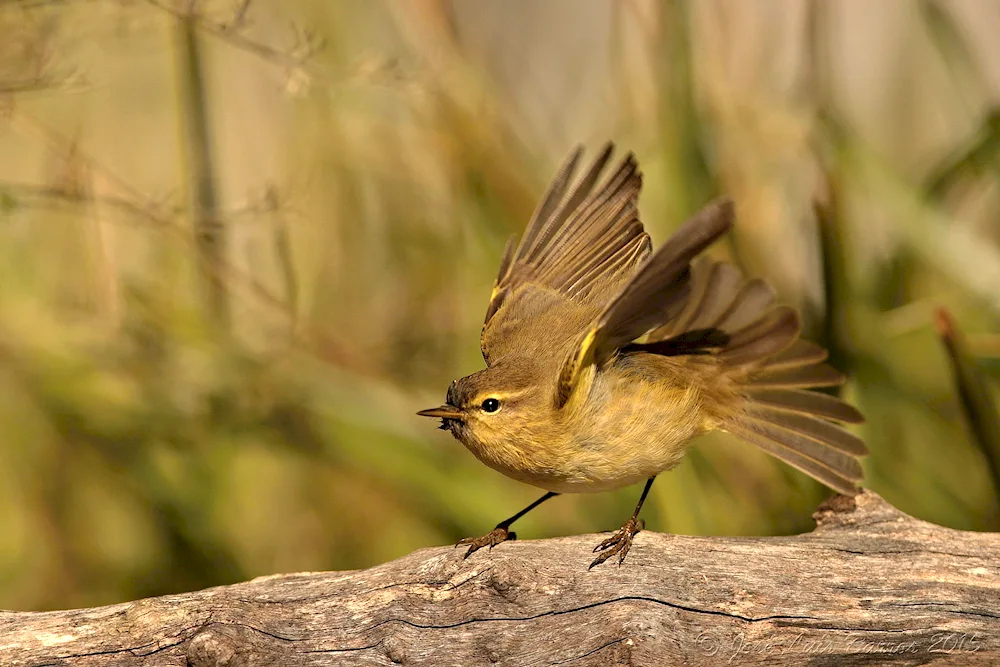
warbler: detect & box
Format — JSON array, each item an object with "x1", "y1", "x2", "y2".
[{"x1": 419, "y1": 143, "x2": 866, "y2": 568}]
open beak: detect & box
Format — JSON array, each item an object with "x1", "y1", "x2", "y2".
[{"x1": 417, "y1": 405, "x2": 464, "y2": 420}]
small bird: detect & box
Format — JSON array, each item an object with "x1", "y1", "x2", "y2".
[{"x1": 418, "y1": 144, "x2": 866, "y2": 568}]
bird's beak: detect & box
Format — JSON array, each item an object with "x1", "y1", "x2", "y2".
[{"x1": 417, "y1": 405, "x2": 464, "y2": 420}]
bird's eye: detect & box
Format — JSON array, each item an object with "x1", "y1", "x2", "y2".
[{"x1": 480, "y1": 397, "x2": 501, "y2": 413}]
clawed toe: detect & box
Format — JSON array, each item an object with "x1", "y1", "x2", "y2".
[
  {"x1": 589, "y1": 518, "x2": 644, "y2": 569},
  {"x1": 457, "y1": 526, "x2": 514, "y2": 559}
]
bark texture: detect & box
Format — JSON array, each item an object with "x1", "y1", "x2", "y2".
[{"x1": 2, "y1": 491, "x2": 998, "y2": 666}]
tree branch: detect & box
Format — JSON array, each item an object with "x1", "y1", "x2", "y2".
[{"x1": 2, "y1": 491, "x2": 998, "y2": 666}]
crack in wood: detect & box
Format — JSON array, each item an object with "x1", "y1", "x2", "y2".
[{"x1": 549, "y1": 636, "x2": 631, "y2": 664}]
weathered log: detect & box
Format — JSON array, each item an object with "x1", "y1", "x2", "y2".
[{"x1": 1, "y1": 490, "x2": 997, "y2": 666}]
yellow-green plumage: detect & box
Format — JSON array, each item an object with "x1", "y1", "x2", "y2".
[{"x1": 418, "y1": 143, "x2": 867, "y2": 567}]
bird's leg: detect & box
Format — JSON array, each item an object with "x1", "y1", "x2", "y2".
[
  {"x1": 458, "y1": 491, "x2": 558, "y2": 559},
  {"x1": 590, "y1": 476, "x2": 656, "y2": 569}
]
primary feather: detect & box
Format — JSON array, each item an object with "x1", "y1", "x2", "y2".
[{"x1": 480, "y1": 144, "x2": 650, "y2": 364}]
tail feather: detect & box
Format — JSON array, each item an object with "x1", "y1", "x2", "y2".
[
  {"x1": 726, "y1": 422, "x2": 862, "y2": 495},
  {"x1": 745, "y1": 388, "x2": 864, "y2": 423},
  {"x1": 763, "y1": 339, "x2": 828, "y2": 370},
  {"x1": 750, "y1": 363, "x2": 845, "y2": 389},
  {"x1": 744, "y1": 410, "x2": 867, "y2": 456},
  {"x1": 721, "y1": 304, "x2": 865, "y2": 493},
  {"x1": 644, "y1": 259, "x2": 867, "y2": 494}
]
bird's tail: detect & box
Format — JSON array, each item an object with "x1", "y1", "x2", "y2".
[{"x1": 646, "y1": 259, "x2": 867, "y2": 495}]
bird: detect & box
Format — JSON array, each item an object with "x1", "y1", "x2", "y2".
[{"x1": 418, "y1": 143, "x2": 866, "y2": 569}]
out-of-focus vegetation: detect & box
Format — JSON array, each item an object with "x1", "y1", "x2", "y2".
[{"x1": 1, "y1": 0, "x2": 999, "y2": 611}]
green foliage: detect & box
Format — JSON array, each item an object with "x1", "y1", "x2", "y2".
[{"x1": 0, "y1": 0, "x2": 998, "y2": 611}]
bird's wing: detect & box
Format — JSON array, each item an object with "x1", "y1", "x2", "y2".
[
  {"x1": 554, "y1": 199, "x2": 734, "y2": 407},
  {"x1": 480, "y1": 144, "x2": 652, "y2": 365},
  {"x1": 634, "y1": 256, "x2": 866, "y2": 495}
]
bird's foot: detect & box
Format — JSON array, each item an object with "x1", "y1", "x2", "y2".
[
  {"x1": 457, "y1": 526, "x2": 516, "y2": 559},
  {"x1": 589, "y1": 517, "x2": 644, "y2": 569}
]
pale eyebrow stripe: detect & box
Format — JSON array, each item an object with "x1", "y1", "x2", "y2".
[{"x1": 474, "y1": 388, "x2": 531, "y2": 403}]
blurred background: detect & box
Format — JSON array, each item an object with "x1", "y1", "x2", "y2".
[{"x1": 1, "y1": 0, "x2": 999, "y2": 612}]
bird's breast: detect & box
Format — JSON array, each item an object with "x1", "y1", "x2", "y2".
[
  {"x1": 551, "y1": 361, "x2": 706, "y2": 491},
  {"x1": 459, "y1": 356, "x2": 709, "y2": 494}
]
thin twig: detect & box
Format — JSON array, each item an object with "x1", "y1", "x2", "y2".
[{"x1": 143, "y1": 0, "x2": 324, "y2": 73}]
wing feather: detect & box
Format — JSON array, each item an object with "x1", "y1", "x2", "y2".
[
  {"x1": 481, "y1": 144, "x2": 652, "y2": 364},
  {"x1": 590, "y1": 199, "x2": 735, "y2": 363},
  {"x1": 554, "y1": 199, "x2": 734, "y2": 406}
]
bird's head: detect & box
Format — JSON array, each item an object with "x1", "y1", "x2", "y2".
[{"x1": 417, "y1": 359, "x2": 548, "y2": 452}]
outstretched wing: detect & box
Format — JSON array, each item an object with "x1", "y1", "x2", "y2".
[
  {"x1": 555, "y1": 199, "x2": 734, "y2": 407},
  {"x1": 480, "y1": 144, "x2": 652, "y2": 364},
  {"x1": 639, "y1": 256, "x2": 867, "y2": 494}
]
